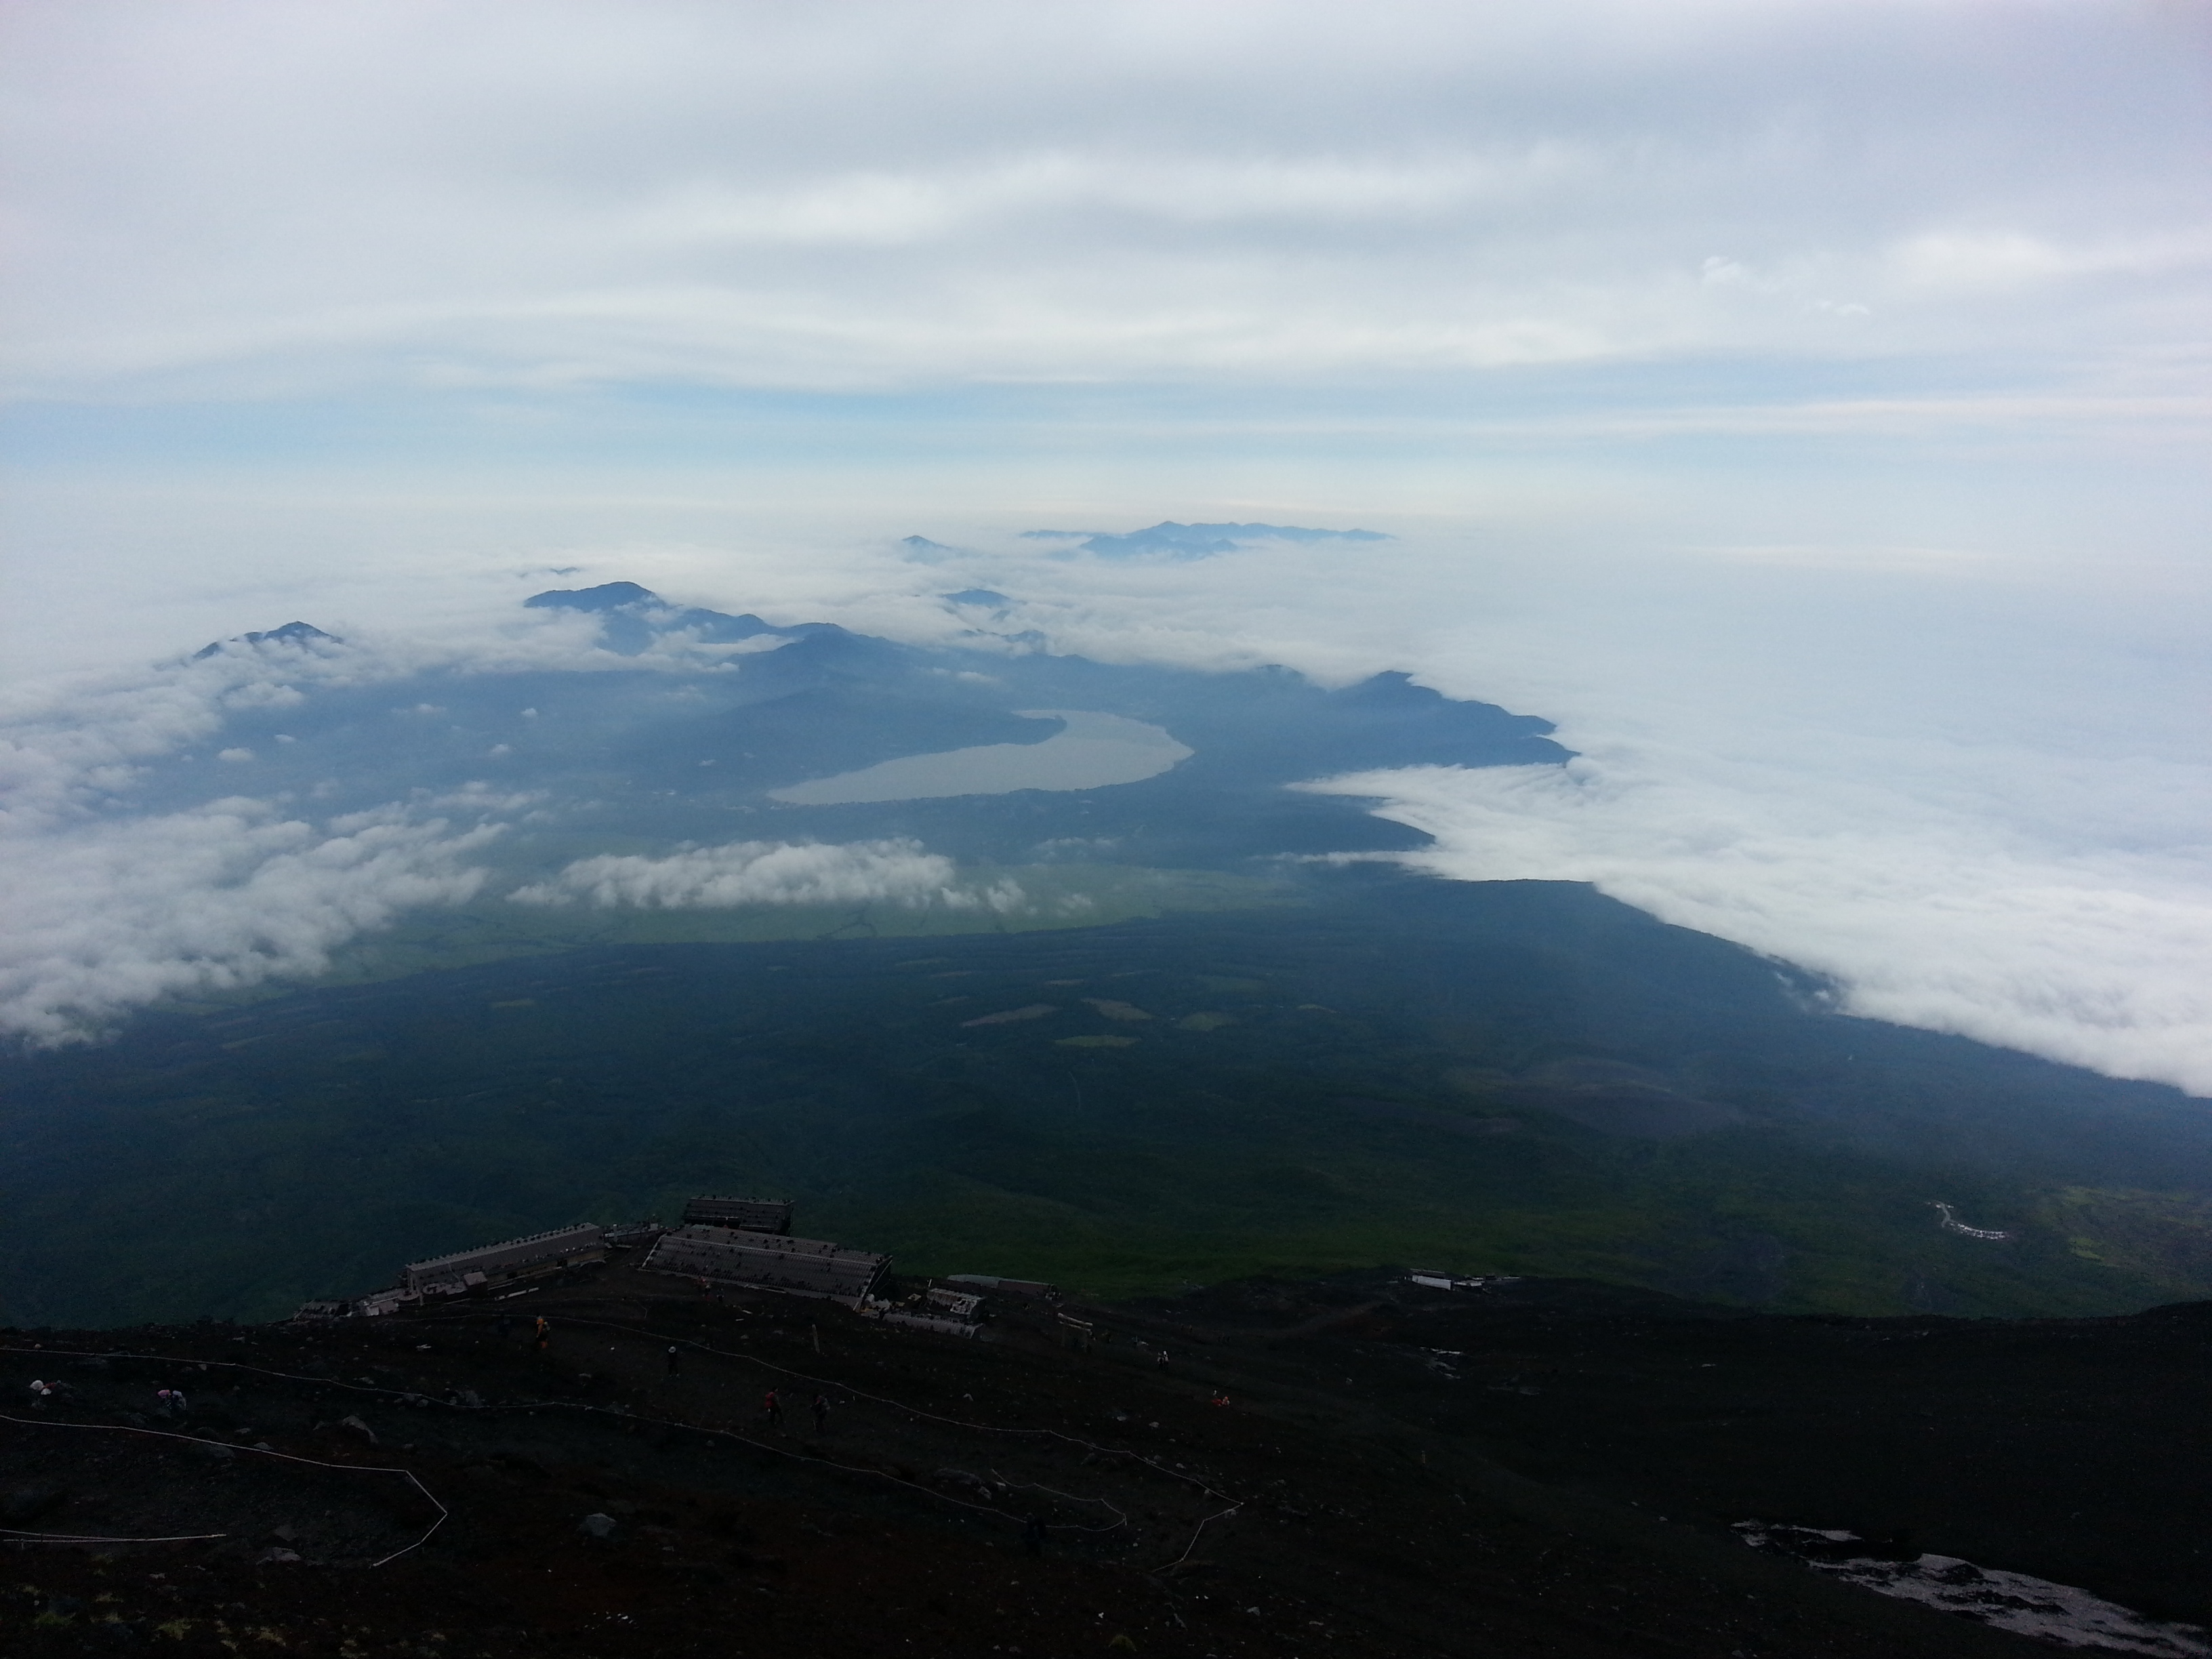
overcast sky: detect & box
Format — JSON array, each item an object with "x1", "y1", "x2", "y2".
[{"x1": 3, "y1": 1, "x2": 2209, "y2": 1089}]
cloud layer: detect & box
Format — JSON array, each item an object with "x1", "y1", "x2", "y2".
[
  {"x1": 0, "y1": 799, "x2": 496, "y2": 1044},
  {"x1": 1310, "y1": 758, "x2": 2212, "y2": 1096},
  {"x1": 510, "y1": 838, "x2": 1023, "y2": 913},
  {"x1": 5, "y1": 1, "x2": 2206, "y2": 406}
]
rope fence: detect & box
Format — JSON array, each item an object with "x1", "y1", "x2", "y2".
[
  {"x1": 3, "y1": 1317, "x2": 1242, "y2": 1568},
  {"x1": 0, "y1": 1410, "x2": 447, "y2": 1566}
]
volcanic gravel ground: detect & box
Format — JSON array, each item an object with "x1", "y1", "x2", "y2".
[
  {"x1": 5, "y1": 1263, "x2": 2200, "y2": 1657},
  {"x1": 1215, "y1": 1275, "x2": 2212, "y2": 1631}
]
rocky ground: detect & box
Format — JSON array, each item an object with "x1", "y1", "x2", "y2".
[{"x1": 4, "y1": 1263, "x2": 2207, "y2": 1658}]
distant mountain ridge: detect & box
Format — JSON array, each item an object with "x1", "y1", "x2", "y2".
[{"x1": 523, "y1": 579, "x2": 846, "y2": 657}]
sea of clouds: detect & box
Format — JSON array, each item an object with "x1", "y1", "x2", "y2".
[{"x1": 2, "y1": 527, "x2": 2208, "y2": 1098}]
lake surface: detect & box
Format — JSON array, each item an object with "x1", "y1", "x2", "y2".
[{"x1": 769, "y1": 710, "x2": 1192, "y2": 804}]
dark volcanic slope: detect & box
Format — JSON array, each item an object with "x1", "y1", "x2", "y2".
[
  {"x1": 1158, "y1": 1273, "x2": 2212, "y2": 1633},
  {"x1": 7, "y1": 1266, "x2": 2207, "y2": 1658}
]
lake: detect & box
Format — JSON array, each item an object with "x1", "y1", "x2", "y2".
[{"x1": 769, "y1": 710, "x2": 1192, "y2": 804}]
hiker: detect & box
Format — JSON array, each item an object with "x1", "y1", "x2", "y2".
[
  {"x1": 809, "y1": 1393, "x2": 830, "y2": 1434},
  {"x1": 762, "y1": 1389, "x2": 783, "y2": 1431},
  {"x1": 1155, "y1": 1349, "x2": 1170, "y2": 1372},
  {"x1": 26, "y1": 1379, "x2": 52, "y2": 1409},
  {"x1": 665, "y1": 1345, "x2": 682, "y2": 1376}
]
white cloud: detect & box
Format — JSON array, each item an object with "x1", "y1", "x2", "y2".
[
  {"x1": 0, "y1": 799, "x2": 499, "y2": 1045},
  {"x1": 511, "y1": 838, "x2": 1024, "y2": 912},
  {"x1": 1884, "y1": 228, "x2": 2212, "y2": 296},
  {"x1": 1307, "y1": 755, "x2": 2212, "y2": 1094},
  {"x1": 3, "y1": 1, "x2": 2205, "y2": 396}
]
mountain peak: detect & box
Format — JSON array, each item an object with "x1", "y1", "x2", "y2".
[
  {"x1": 524, "y1": 581, "x2": 661, "y2": 612},
  {"x1": 192, "y1": 621, "x2": 337, "y2": 660}
]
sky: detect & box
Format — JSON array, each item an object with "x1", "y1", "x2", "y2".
[{"x1": 3, "y1": 1, "x2": 2210, "y2": 1090}]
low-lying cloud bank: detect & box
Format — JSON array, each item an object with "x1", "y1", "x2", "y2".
[
  {"x1": 0, "y1": 799, "x2": 498, "y2": 1044},
  {"x1": 1309, "y1": 756, "x2": 2212, "y2": 1097},
  {"x1": 510, "y1": 839, "x2": 1025, "y2": 914}
]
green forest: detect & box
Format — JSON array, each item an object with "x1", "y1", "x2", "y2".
[{"x1": 7, "y1": 872, "x2": 2211, "y2": 1328}]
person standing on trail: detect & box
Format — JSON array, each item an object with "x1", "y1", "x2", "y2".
[
  {"x1": 809, "y1": 1393, "x2": 830, "y2": 1434},
  {"x1": 1155, "y1": 1349, "x2": 1170, "y2": 1372},
  {"x1": 665, "y1": 1345, "x2": 682, "y2": 1377},
  {"x1": 762, "y1": 1389, "x2": 783, "y2": 1431}
]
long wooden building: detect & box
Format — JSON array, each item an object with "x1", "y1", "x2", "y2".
[
  {"x1": 642, "y1": 1225, "x2": 888, "y2": 1300},
  {"x1": 402, "y1": 1223, "x2": 607, "y2": 1295}
]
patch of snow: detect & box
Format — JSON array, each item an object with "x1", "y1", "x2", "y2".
[{"x1": 1737, "y1": 1523, "x2": 2210, "y2": 1656}]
